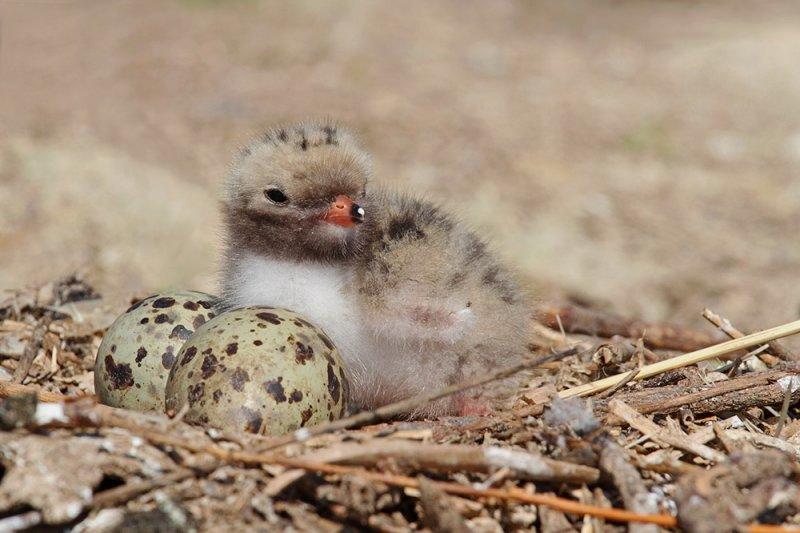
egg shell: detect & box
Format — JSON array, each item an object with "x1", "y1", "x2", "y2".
[
  {"x1": 94, "y1": 291, "x2": 218, "y2": 412},
  {"x1": 164, "y1": 306, "x2": 350, "y2": 435}
]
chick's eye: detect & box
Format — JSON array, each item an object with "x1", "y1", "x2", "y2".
[{"x1": 264, "y1": 188, "x2": 288, "y2": 204}]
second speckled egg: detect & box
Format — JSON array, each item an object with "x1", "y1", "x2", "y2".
[{"x1": 164, "y1": 306, "x2": 350, "y2": 435}]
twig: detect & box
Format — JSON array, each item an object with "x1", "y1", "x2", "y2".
[
  {"x1": 775, "y1": 376, "x2": 800, "y2": 438},
  {"x1": 261, "y1": 440, "x2": 599, "y2": 485},
  {"x1": 630, "y1": 448, "x2": 703, "y2": 476},
  {"x1": 702, "y1": 308, "x2": 749, "y2": 341},
  {"x1": 600, "y1": 369, "x2": 800, "y2": 422},
  {"x1": 12, "y1": 317, "x2": 51, "y2": 383},
  {"x1": 595, "y1": 367, "x2": 640, "y2": 400},
  {"x1": 91, "y1": 469, "x2": 199, "y2": 509},
  {"x1": 555, "y1": 313, "x2": 566, "y2": 340},
  {"x1": 724, "y1": 429, "x2": 800, "y2": 460},
  {"x1": 703, "y1": 308, "x2": 798, "y2": 362},
  {"x1": 262, "y1": 346, "x2": 580, "y2": 450},
  {"x1": 726, "y1": 348, "x2": 750, "y2": 377},
  {"x1": 0, "y1": 511, "x2": 43, "y2": 531},
  {"x1": 0, "y1": 381, "x2": 81, "y2": 403},
  {"x1": 537, "y1": 302, "x2": 723, "y2": 351},
  {"x1": 774, "y1": 384, "x2": 793, "y2": 438},
  {"x1": 597, "y1": 437, "x2": 659, "y2": 533},
  {"x1": 712, "y1": 422, "x2": 739, "y2": 455},
  {"x1": 717, "y1": 344, "x2": 770, "y2": 376},
  {"x1": 475, "y1": 466, "x2": 511, "y2": 490},
  {"x1": 560, "y1": 318, "x2": 800, "y2": 398},
  {"x1": 608, "y1": 400, "x2": 727, "y2": 463},
  {"x1": 610, "y1": 371, "x2": 774, "y2": 415}
]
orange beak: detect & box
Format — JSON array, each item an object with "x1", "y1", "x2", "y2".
[{"x1": 323, "y1": 195, "x2": 365, "y2": 228}]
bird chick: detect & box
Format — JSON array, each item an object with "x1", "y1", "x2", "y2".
[{"x1": 220, "y1": 123, "x2": 531, "y2": 417}]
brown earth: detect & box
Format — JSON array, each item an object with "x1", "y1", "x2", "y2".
[{"x1": 1, "y1": 0, "x2": 799, "y2": 336}]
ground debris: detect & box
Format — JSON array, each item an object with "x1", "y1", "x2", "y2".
[
  {"x1": 2, "y1": 278, "x2": 800, "y2": 531},
  {"x1": 543, "y1": 396, "x2": 600, "y2": 435},
  {"x1": 0, "y1": 431, "x2": 172, "y2": 524},
  {"x1": 675, "y1": 450, "x2": 800, "y2": 532}
]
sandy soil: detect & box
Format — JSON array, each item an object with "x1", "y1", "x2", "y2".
[{"x1": 1, "y1": 0, "x2": 799, "y2": 335}]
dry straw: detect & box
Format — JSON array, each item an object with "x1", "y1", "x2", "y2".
[{"x1": 560, "y1": 318, "x2": 800, "y2": 398}]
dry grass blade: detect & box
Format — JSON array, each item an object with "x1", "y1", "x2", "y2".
[{"x1": 560, "y1": 318, "x2": 800, "y2": 398}]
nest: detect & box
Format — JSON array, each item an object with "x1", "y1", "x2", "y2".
[{"x1": 2, "y1": 275, "x2": 800, "y2": 532}]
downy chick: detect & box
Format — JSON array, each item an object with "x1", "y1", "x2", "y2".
[{"x1": 220, "y1": 123, "x2": 531, "y2": 416}]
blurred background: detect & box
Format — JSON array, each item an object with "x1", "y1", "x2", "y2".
[{"x1": 1, "y1": 0, "x2": 799, "y2": 332}]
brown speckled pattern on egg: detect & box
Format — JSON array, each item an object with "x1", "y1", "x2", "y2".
[
  {"x1": 164, "y1": 306, "x2": 350, "y2": 436},
  {"x1": 94, "y1": 291, "x2": 218, "y2": 412}
]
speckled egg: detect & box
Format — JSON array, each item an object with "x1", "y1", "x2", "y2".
[
  {"x1": 164, "y1": 306, "x2": 350, "y2": 435},
  {"x1": 94, "y1": 291, "x2": 219, "y2": 412}
]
